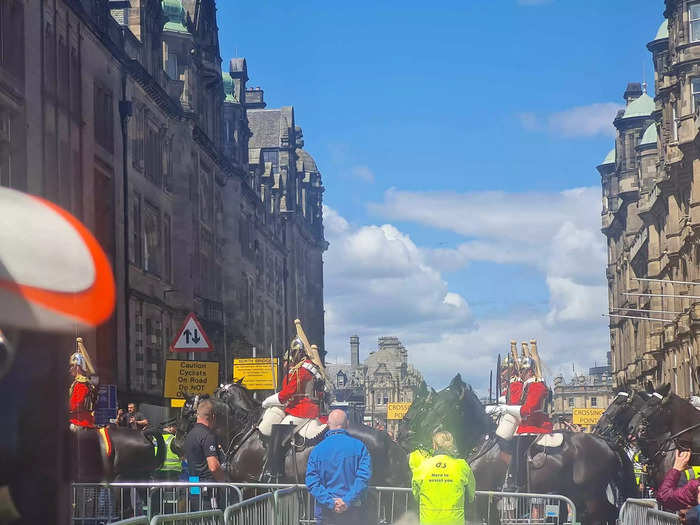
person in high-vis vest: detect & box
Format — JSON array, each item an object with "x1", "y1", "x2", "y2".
[
  {"x1": 411, "y1": 431, "x2": 476, "y2": 525},
  {"x1": 157, "y1": 425, "x2": 183, "y2": 481}
]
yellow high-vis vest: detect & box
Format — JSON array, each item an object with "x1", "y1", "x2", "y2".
[
  {"x1": 411, "y1": 451, "x2": 476, "y2": 525},
  {"x1": 160, "y1": 434, "x2": 182, "y2": 472}
]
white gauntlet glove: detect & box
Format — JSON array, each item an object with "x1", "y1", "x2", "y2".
[
  {"x1": 485, "y1": 405, "x2": 503, "y2": 416},
  {"x1": 502, "y1": 405, "x2": 522, "y2": 420},
  {"x1": 261, "y1": 393, "x2": 282, "y2": 409}
]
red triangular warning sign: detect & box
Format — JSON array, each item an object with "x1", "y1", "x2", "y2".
[{"x1": 170, "y1": 313, "x2": 213, "y2": 352}]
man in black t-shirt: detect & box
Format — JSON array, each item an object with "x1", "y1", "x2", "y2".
[{"x1": 184, "y1": 399, "x2": 226, "y2": 482}]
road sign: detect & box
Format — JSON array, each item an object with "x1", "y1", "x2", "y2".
[
  {"x1": 572, "y1": 407, "x2": 605, "y2": 425},
  {"x1": 94, "y1": 384, "x2": 117, "y2": 425},
  {"x1": 170, "y1": 313, "x2": 213, "y2": 352},
  {"x1": 233, "y1": 358, "x2": 279, "y2": 390},
  {"x1": 386, "y1": 402, "x2": 412, "y2": 420},
  {"x1": 164, "y1": 359, "x2": 219, "y2": 398}
]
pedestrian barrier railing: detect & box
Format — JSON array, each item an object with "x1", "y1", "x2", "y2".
[
  {"x1": 109, "y1": 518, "x2": 149, "y2": 525},
  {"x1": 72, "y1": 481, "x2": 583, "y2": 524},
  {"x1": 618, "y1": 498, "x2": 681, "y2": 525},
  {"x1": 71, "y1": 482, "x2": 243, "y2": 523},
  {"x1": 474, "y1": 490, "x2": 577, "y2": 524}
]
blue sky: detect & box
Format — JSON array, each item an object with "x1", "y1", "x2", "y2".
[{"x1": 218, "y1": 0, "x2": 666, "y2": 390}]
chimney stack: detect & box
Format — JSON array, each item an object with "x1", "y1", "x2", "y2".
[
  {"x1": 350, "y1": 335, "x2": 360, "y2": 368},
  {"x1": 623, "y1": 82, "x2": 643, "y2": 105}
]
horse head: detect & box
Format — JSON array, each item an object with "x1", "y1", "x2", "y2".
[
  {"x1": 216, "y1": 381, "x2": 259, "y2": 414},
  {"x1": 170, "y1": 392, "x2": 200, "y2": 457},
  {"x1": 629, "y1": 383, "x2": 672, "y2": 446}
]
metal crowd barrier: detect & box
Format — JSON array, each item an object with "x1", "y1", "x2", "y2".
[
  {"x1": 73, "y1": 481, "x2": 581, "y2": 525},
  {"x1": 71, "y1": 482, "x2": 243, "y2": 523},
  {"x1": 618, "y1": 498, "x2": 681, "y2": 525},
  {"x1": 474, "y1": 490, "x2": 577, "y2": 524}
]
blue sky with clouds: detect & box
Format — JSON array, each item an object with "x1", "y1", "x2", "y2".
[{"x1": 218, "y1": 0, "x2": 666, "y2": 390}]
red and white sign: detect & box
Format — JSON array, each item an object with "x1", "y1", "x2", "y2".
[{"x1": 170, "y1": 313, "x2": 213, "y2": 352}]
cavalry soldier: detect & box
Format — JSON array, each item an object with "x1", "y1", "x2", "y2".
[
  {"x1": 490, "y1": 354, "x2": 552, "y2": 491},
  {"x1": 487, "y1": 351, "x2": 524, "y2": 463},
  {"x1": 68, "y1": 338, "x2": 98, "y2": 431},
  {"x1": 260, "y1": 336, "x2": 327, "y2": 438}
]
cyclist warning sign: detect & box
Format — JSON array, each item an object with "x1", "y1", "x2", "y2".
[{"x1": 164, "y1": 360, "x2": 219, "y2": 398}]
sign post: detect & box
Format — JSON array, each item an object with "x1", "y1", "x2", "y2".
[
  {"x1": 170, "y1": 313, "x2": 213, "y2": 352},
  {"x1": 386, "y1": 402, "x2": 412, "y2": 420},
  {"x1": 572, "y1": 408, "x2": 605, "y2": 426},
  {"x1": 164, "y1": 360, "x2": 219, "y2": 399},
  {"x1": 233, "y1": 358, "x2": 279, "y2": 390}
]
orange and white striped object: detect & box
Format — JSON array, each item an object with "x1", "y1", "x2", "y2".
[{"x1": 0, "y1": 187, "x2": 116, "y2": 332}]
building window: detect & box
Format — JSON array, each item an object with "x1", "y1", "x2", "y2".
[
  {"x1": 131, "y1": 193, "x2": 142, "y2": 266},
  {"x1": 691, "y1": 3, "x2": 700, "y2": 43},
  {"x1": 94, "y1": 83, "x2": 114, "y2": 153},
  {"x1": 164, "y1": 213, "x2": 172, "y2": 282},
  {"x1": 0, "y1": 0, "x2": 25, "y2": 81},
  {"x1": 143, "y1": 202, "x2": 162, "y2": 276},
  {"x1": 568, "y1": 397, "x2": 575, "y2": 407},
  {"x1": 693, "y1": 79, "x2": 700, "y2": 113},
  {"x1": 262, "y1": 149, "x2": 279, "y2": 173},
  {"x1": 591, "y1": 397, "x2": 597, "y2": 407},
  {"x1": 672, "y1": 103, "x2": 679, "y2": 142},
  {"x1": 166, "y1": 52, "x2": 178, "y2": 80},
  {"x1": 144, "y1": 124, "x2": 162, "y2": 186}
]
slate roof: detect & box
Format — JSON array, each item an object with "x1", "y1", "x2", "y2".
[
  {"x1": 298, "y1": 150, "x2": 319, "y2": 173},
  {"x1": 247, "y1": 107, "x2": 294, "y2": 150}
]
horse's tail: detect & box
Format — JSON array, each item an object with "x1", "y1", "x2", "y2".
[{"x1": 145, "y1": 430, "x2": 166, "y2": 470}]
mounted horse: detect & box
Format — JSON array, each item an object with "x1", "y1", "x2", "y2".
[
  {"x1": 629, "y1": 383, "x2": 700, "y2": 490},
  {"x1": 397, "y1": 374, "x2": 637, "y2": 525},
  {"x1": 171, "y1": 382, "x2": 410, "y2": 487}
]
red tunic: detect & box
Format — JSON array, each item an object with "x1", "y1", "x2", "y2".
[
  {"x1": 516, "y1": 380, "x2": 552, "y2": 434},
  {"x1": 69, "y1": 380, "x2": 95, "y2": 427},
  {"x1": 278, "y1": 360, "x2": 321, "y2": 419},
  {"x1": 507, "y1": 380, "x2": 523, "y2": 405}
]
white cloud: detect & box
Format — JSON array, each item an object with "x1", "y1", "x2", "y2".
[
  {"x1": 350, "y1": 165, "x2": 375, "y2": 183},
  {"x1": 324, "y1": 187, "x2": 610, "y2": 392},
  {"x1": 518, "y1": 103, "x2": 622, "y2": 138}
]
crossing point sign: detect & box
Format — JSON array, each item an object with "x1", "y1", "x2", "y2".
[
  {"x1": 572, "y1": 408, "x2": 605, "y2": 425},
  {"x1": 170, "y1": 313, "x2": 213, "y2": 352}
]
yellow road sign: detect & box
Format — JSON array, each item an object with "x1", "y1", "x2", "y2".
[
  {"x1": 170, "y1": 398, "x2": 186, "y2": 408},
  {"x1": 387, "y1": 402, "x2": 412, "y2": 420},
  {"x1": 164, "y1": 360, "x2": 219, "y2": 398},
  {"x1": 233, "y1": 358, "x2": 279, "y2": 390},
  {"x1": 572, "y1": 408, "x2": 605, "y2": 425}
]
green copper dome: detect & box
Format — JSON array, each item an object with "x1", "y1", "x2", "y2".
[
  {"x1": 655, "y1": 19, "x2": 669, "y2": 40},
  {"x1": 622, "y1": 93, "x2": 655, "y2": 119},
  {"x1": 640, "y1": 123, "x2": 658, "y2": 146},
  {"x1": 601, "y1": 148, "x2": 615, "y2": 165},
  {"x1": 222, "y1": 72, "x2": 237, "y2": 103},
  {"x1": 162, "y1": 0, "x2": 188, "y2": 33}
]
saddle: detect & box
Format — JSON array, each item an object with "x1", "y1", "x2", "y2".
[{"x1": 533, "y1": 432, "x2": 564, "y2": 448}]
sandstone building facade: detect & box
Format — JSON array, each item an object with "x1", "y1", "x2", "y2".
[
  {"x1": 600, "y1": 2, "x2": 700, "y2": 396},
  {"x1": 0, "y1": 0, "x2": 326, "y2": 408}
]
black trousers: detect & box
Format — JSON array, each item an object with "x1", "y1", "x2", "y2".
[{"x1": 318, "y1": 506, "x2": 367, "y2": 525}]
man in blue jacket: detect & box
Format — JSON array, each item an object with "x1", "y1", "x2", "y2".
[{"x1": 306, "y1": 409, "x2": 372, "y2": 524}]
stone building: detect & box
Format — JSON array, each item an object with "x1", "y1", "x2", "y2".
[
  {"x1": 1, "y1": 0, "x2": 326, "y2": 411},
  {"x1": 551, "y1": 366, "x2": 614, "y2": 429},
  {"x1": 326, "y1": 336, "x2": 424, "y2": 436},
  {"x1": 600, "y1": 3, "x2": 700, "y2": 397}
]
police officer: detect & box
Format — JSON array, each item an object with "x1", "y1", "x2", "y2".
[
  {"x1": 183, "y1": 399, "x2": 226, "y2": 508},
  {"x1": 410, "y1": 431, "x2": 476, "y2": 525}
]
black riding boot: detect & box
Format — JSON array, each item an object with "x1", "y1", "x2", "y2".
[
  {"x1": 503, "y1": 436, "x2": 521, "y2": 492},
  {"x1": 266, "y1": 424, "x2": 295, "y2": 479}
]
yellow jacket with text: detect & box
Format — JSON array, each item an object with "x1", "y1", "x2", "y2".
[{"x1": 410, "y1": 450, "x2": 476, "y2": 525}]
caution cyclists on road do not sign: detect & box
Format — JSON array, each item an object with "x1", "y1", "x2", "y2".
[{"x1": 164, "y1": 360, "x2": 219, "y2": 399}]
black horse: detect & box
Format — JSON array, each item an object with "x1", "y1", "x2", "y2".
[
  {"x1": 629, "y1": 383, "x2": 700, "y2": 490},
  {"x1": 171, "y1": 382, "x2": 410, "y2": 487},
  {"x1": 71, "y1": 425, "x2": 166, "y2": 482},
  {"x1": 397, "y1": 375, "x2": 637, "y2": 525}
]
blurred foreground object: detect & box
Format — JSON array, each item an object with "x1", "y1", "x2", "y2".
[
  {"x1": 0, "y1": 187, "x2": 115, "y2": 332},
  {"x1": 0, "y1": 187, "x2": 116, "y2": 524}
]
